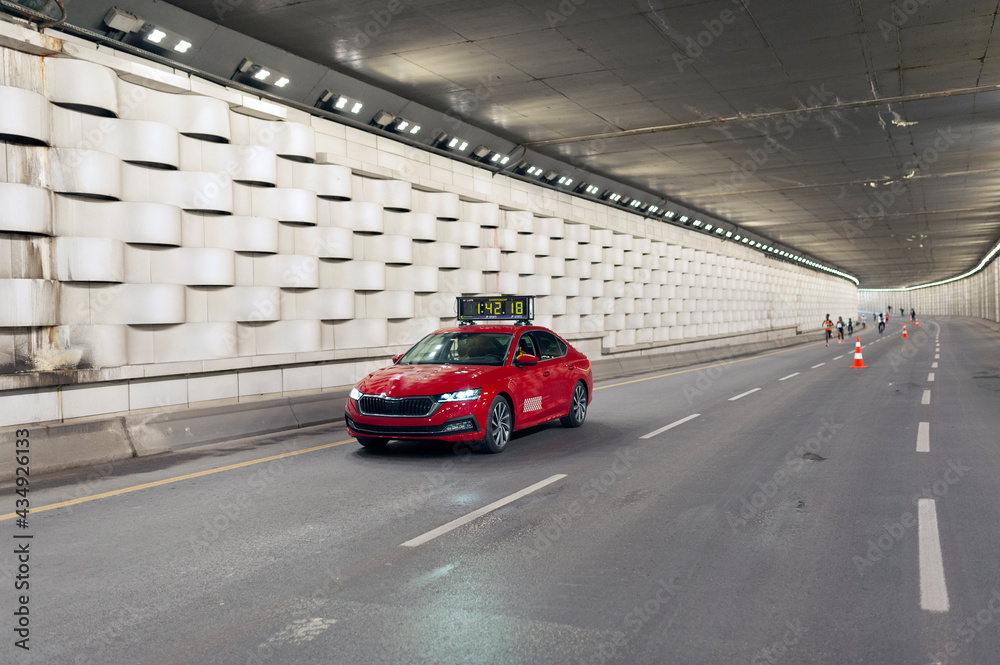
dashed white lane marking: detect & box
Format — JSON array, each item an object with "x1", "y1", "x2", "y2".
[
  {"x1": 918, "y1": 499, "x2": 950, "y2": 612},
  {"x1": 916, "y1": 422, "x2": 930, "y2": 452},
  {"x1": 931, "y1": 362, "x2": 938, "y2": 369},
  {"x1": 728, "y1": 388, "x2": 761, "y2": 401},
  {"x1": 922, "y1": 390, "x2": 931, "y2": 405},
  {"x1": 928, "y1": 372, "x2": 936, "y2": 382},
  {"x1": 833, "y1": 355, "x2": 844, "y2": 360},
  {"x1": 641, "y1": 413, "x2": 701, "y2": 440},
  {"x1": 401, "y1": 474, "x2": 567, "y2": 547},
  {"x1": 779, "y1": 372, "x2": 800, "y2": 381},
  {"x1": 935, "y1": 354, "x2": 940, "y2": 360},
  {"x1": 811, "y1": 363, "x2": 826, "y2": 369}
]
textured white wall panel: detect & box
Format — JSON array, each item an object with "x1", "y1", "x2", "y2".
[
  {"x1": 538, "y1": 295, "x2": 567, "y2": 315},
  {"x1": 320, "y1": 200, "x2": 384, "y2": 233},
  {"x1": 246, "y1": 118, "x2": 315, "y2": 162},
  {"x1": 46, "y1": 58, "x2": 119, "y2": 116},
  {"x1": 321, "y1": 260, "x2": 384, "y2": 291},
  {"x1": 278, "y1": 160, "x2": 352, "y2": 199},
  {"x1": 81, "y1": 284, "x2": 184, "y2": 325},
  {"x1": 519, "y1": 274, "x2": 551, "y2": 295},
  {"x1": 554, "y1": 314, "x2": 580, "y2": 333},
  {"x1": 503, "y1": 209, "x2": 532, "y2": 233},
  {"x1": 53, "y1": 237, "x2": 124, "y2": 283},
  {"x1": 483, "y1": 271, "x2": 519, "y2": 295},
  {"x1": 0, "y1": 86, "x2": 50, "y2": 145},
  {"x1": 253, "y1": 254, "x2": 319, "y2": 288},
  {"x1": 537, "y1": 256, "x2": 566, "y2": 277},
  {"x1": 388, "y1": 317, "x2": 439, "y2": 346},
  {"x1": 518, "y1": 234, "x2": 550, "y2": 256},
  {"x1": 554, "y1": 239, "x2": 579, "y2": 260},
  {"x1": 503, "y1": 252, "x2": 535, "y2": 275},
  {"x1": 150, "y1": 247, "x2": 235, "y2": 286},
  {"x1": 604, "y1": 248, "x2": 625, "y2": 266},
  {"x1": 207, "y1": 286, "x2": 280, "y2": 322},
  {"x1": 48, "y1": 148, "x2": 121, "y2": 199},
  {"x1": 414, "y1": 242, "x2": 460, "y2": 269},
  {"x1": 448, "y1": 269, "x2": 484, "y2": 294},
  {"x1": 551, "y1": 277, "x2": 580, "y2": 296},
  {"x1": 254, "y1": 320, "x2": 321, "y2": 354},
  {"x1": 56, "y1": 324, "x2": 127, "y2": 369},
  {"x1": 495, "y1": 227, "x2": 518, "y2": 252},
  {"x1": 564, "y1": 222, "x2": 591, "y2": 244},
  {"x1": 565, "y1": 260, "x2": 592, "y2": 279},
  {"x1": 384, "y1": 211, "x2": 436, "y2": 241},
  {"x1": 362, "y1": 178, "x2": 411, "y2": 211},
  {"x1": 51, "y1": 107, "x2": 180, "y2": 169},
  {"x1": 592, "y1": 229, "x2": 614, "y2": 247},
  {"x1": 0, "y1": 279, "x2": 57, "y2": 326},
  {"x1": 295, "y1": 226, "x2": 352, "y2": 259},
  {"x1": 118, "y1": 82, "x2": 231, "y2": 142},
  {"x1": 291, "y1": 288, "x2": 354, "y2": 320},
  {"x1": 386, "y1": 265, "x2": 438, "y2": 293},
  {"x1": 180, "y1": 138, "x2": 276, "y2": 186},
  {"x1": 127, "y1": 322, "x2": 237, "y2": 364},
  {"x1": 413, "y1": 190, "x2": 460, "y2": 220},
  {"x1": 538, "y1": 217, "x2": 565, "y2": 238},
  {"x1": 438, "y1": 221, "x2": 481, "y2": 247},
  {"x1": 566, "y1": 296, "x2": 593, "y2": 315},
  {"x1": 0, "y1": 183, "x2": 51, "y2": 235},
  {"x1": 463, "y1": 201, "x2": 500, "y2": 227},
  {"x1": 332, "y1": 318, "x2": 387, "y2": 349},
  {"x1": 203, "y1": 215, "x2": 279, "y2": 254},
  {"x1": 249, "y1": 187, "x2": 317, "y2": 225},
  {"x1": 122, "y1": 165, "x2": 232, "y2": 213},
  {"x1": 362, "y1": 235, "x2": 412, "y2": 264},
  {"x1": 461, "y1": 247, "x2": 501, "y2": 272},
  {"x1": 414, "y1": 292, "x2": 458, "y2": 318},
  {"x1": 366, "y1": 291, "x2": 415, "y2": 319}
]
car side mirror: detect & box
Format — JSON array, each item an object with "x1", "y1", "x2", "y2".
[
  {"x1": 514, "y1": 353, "x2": 539, "y2": 366},
  {"x1": 392, "y1": 353, "x2": 404, "y2": 364}
]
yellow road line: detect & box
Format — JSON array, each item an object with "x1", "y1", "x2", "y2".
[
  {"x1": 596, "y1": 338, "x2": 835, "y2": 390},
  {"x1": 0, "y1": 438, "x2": 353, "y2": 521}
]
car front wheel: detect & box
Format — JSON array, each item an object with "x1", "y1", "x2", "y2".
[
  {"x1": 477, "y1": 395, "x2": 512, "y2": 453},
  {"x1": 560, "y1": 381, "x2": 588, "y2": 428}
]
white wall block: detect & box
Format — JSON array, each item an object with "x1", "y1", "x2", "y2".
[
  {"x1": 503, "y1": 209, "x2": 533, "y2": 233},
  {"x1": 62, "y1": 382, "x2": 129, "y2": 420},
  {"x1": 564, "y1": 222, "x2": 591, "y2": 244},
  {"x1": 438, "y1": 220, "x2": 481, "y2": 247},
  {"x1": 249, "y1": 187, "x2": 318, "y2": 225},
  {"x1": 0, "y1": 183, "x2": 51, "y2": 235},
  {"x1": 518, "y1": 234, "x2": 550, "y2": 256},
  {"x1": 592, "y1": 229, "x2": 614, "y2": 247},
  {"x1": 150, "y1": 247, "x2": 235, "y2": 286},
  {"x1": 362, "y1": 178, "x2": 412, "y2": 211},
  {"x1": 253, "y1": 254, "x2": 320, "y2": 288},
  {"x1": 122, "y1": 165, "x2": 232, "y2": 214},
  {"x1": 462, "y1": 247, "x2": 501, "y2": 272},
  {"x1": 320, "y1": 200, "x2": 384, "y2": 233},
  {"x1": 463, "y1": 201, "x2": 501, "y2": 227},
  {"x1": 495, "y1": 227, "x2": 518, "y2": 252},
  {"x1": 384, "y1": 211, "x2": 437, "y2": 241},
  {"x1": 47, "y1": 148, "x2": 121, "y2": 199},
  {"x1": 366, "y1": 291, "x2": 415, "y2": 319},
  {"x1": 238, "y1": 367, "x2": 283, "y2": 396},
  {"x1": 414, "y1": 242, "x2": 460, "y2": 268},
  {"x1": 386, "y1": 265, "x2": 438, "y2": 293},
  {"x1": 246, "y1": 118, "x2": 315, "y2": 162},
  {"x1": 254, "y1": 320, "x2": 322, "y2": 354},
  {"x1": 321, "y1": 260, "x2": 384, "y2": 291},
  {"x1": 0, "y1": 279, "x2": 57, "y2": 327},
  {"x1": 46, "y1": 58, "x2": 119, "y2": 116},
  {"x1": 203, "y1": 216, "x2": 279, "y2": 254},
  {"x1": 53, "y1": 237, "x2": 124, "y2": 283},
  {"x1": 413, "y1": 190, "x2": 460, "y2": 220},
  {"x1": 485, "y1": 271, "x2": 520, "y2": 294},
  {"x1": 278, "y1": 160, "x2": 352, "y2": 199},
  {"x1": 130, "y1": 377, "x2": 188, "y2": 410},
  {"x1": 282, "y1": 365, "x2": 323, "y2": 393},
  {"x1": 207, "y1": 286, "x2": 280, "y2": 322},
  {"x1": 447, "y1": 269, "x2": 485, "y2": 294},
  {"x1": 388, "y1": 317, "x2": 440, "y2": 345},
  {"x1": 538, "y1": 217, "x2": 565, "y2": 238},
  {"x1": 550, "y1": 277, "x2": 580, "y2": 296},
  {"x1": 55, "y1": 324, "x2": 127, "y2": 369},
  {"x1": 363, "y1": 235, "x2": 412, "y2": 264},
  {"x1": 295, "y1": 226, "x2": 353, "y2": 259},
  {"x1": 180, "y1": 137, "x2": 275, "y2": 186},
  {"x1": 503, "y1": 252, "x2": 535, "y2": 274},
  {"x1": 0, "y1": 85, "x2": 50, "y2": 145},
  {"x1": 188, "y1": 373, "x2": 239, "y2": 403},
  {"x1": 118, "y1": 81, "x2": 231, "y2": 143},
  {"x1": 519, "y1": 274, "x2": 551, "y2": 295},
  {"x1": 54, "y1": 198, "x2": 182, "y2": 246},
  {"x1": 292, "y1": 288, "x2": 355, "y2": 320},
  {"x1": 333, "y1": 318, "x2": 387, "y2": 348},
  {"x1": 51, "y1": 107, "x2": 180, "y2": 169},
  {"x1": 537, "y1": 256, "x2": 566, "y2": 277},
  {"x1": 565, "y1": 260, "x2": 592, "y2": 278}
]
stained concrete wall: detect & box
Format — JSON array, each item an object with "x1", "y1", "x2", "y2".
[{"x1": 0, "y1": 22, "x2": 857, "y2": 430}]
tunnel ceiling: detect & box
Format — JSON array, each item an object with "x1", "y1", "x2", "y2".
[{"x1": 152, "y1": 0, "x2": 1000, "y2": 289}]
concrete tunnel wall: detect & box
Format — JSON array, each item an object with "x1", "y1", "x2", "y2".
[
  {"x1": 858, "y1": 260, "x2": 1000, "y2": 323},
  {"x1": 0, "y1": 26, "x2": 858, "y2": 430}
]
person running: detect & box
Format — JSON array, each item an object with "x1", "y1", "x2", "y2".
[
  {"x1": 911, "y1": 308, "x2": 916, "y2": 322},
  {"x1": 847, "y1": 318, "x2": 854, "y2": 336},
  {"x1": 823, "y1": 314, "x2": 833, "y2": 346},
  {"x1": 877, "y1": 313, "x2": 885, "y2": 335},
  {"x1": 836, "y1": 316, "x2": 846, "y2": 343}
]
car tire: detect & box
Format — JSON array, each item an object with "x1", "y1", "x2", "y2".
[
  {"x1": 356, "y1": 436, "x2": 389, "y2": 451},
  {"x1": 476, "y1": 395, "x2": 513, "y2": 453},
  {"x1": 560, "y1": 381, "x2": 588, "y2": 428}
]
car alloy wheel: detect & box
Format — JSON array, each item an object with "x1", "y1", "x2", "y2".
[
  {"x1": 560, "y1": 381, "x2": 587, "y2": 428},
  {"x1": 478, "y1": 395, "x2": 512, "y2": 453}
]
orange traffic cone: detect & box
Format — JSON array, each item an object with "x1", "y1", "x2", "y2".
[
  {"x1": 851, "y1": 336, "x2": 867, "y2": 368},
  {"x1": 902, "y1": 325, "x2": 908, "y2": 338},
  {"x1": 915, "y1": 318, "x2": 919, "y2": 327}
]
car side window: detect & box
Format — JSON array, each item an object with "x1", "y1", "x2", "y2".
[
  {"x1": 533, "y1": 331, "x2": 567, "y2": 360},
  {"x1": 515, "y1": 334, "x2": 537, "y2": 360}
]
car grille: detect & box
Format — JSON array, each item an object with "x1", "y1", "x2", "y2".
[{"x1": 358, "y1": 395, "x2": 436, "y2": 417}]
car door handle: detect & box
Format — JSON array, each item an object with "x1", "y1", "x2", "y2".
[{"x1": 543, "y1": 371, "x2": 550, "y2": 377}]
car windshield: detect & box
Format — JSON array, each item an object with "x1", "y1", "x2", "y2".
[{"x1": 400, "y1": 331, "x2": 514, "y2": 366}]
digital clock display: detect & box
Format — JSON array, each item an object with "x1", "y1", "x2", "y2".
[{"x1": 457, "y1": 296, "x2": 534, "y2": 322}]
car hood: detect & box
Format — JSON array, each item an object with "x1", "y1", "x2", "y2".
[{"x1": 358, "y1": 364, "x2": 507, "y2": 397}]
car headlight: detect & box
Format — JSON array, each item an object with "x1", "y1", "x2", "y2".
[
  {"x1": 437, "y1": 388, "x2": 481, "y2": 402},
  {"x1": 349, "y1": 387, "x2": 362, "y2": 401}
]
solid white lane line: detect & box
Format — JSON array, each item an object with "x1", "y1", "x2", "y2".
[
  {"x1": 928, "y1": 372, "x2": 936, "y2": 382},
  {"x1": 640, "y1": 413, "x2": 701, "y2": 440},
  {"x1": 922, "y1": 390, "x2": 931, "y2": 405},
  {"x1": 916, "y1": 422, "x2": 930, "y2": 452},
  {"x1": 779, "y1": 372, "x2": 800, "y2": 381},
  {"x1": 728, "y1": 388, "x2": 761, "y2": 401},
  {"x1": 918, "y1": 499, "x2": 950, "y2": 612},
  {"x1": 811, "y1": 363, "x2": 826, "y2": 369},
  {"x1": 931, "y1": 362, "x2": 938, "y2": 369},
  {"x1": 400, "y1": 474, "x2": 567, "y2": 547}
]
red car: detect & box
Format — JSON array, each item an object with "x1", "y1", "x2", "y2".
[{"x1": 345, "y1": 324, "x2": 593, "y2": 453}]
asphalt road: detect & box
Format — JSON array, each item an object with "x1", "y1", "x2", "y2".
[{"x1": 3, "y1": 317, "x2": 999, "y2": 665}]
